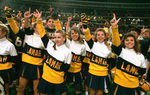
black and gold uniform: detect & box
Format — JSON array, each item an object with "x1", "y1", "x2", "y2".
[
  {"x1": 67, "y1": 39, "x2": 86, "y2": 73},
  {"x1": 110, "y1": 26, "x2": 147, "y2": 95},
  {"x1": 6, "y1": 16, "x2": 45, "y2": 79},
  {"x1": 37, "y1": 18, "x2": 72, "y2": 95},
  {"x1": 65, "y1": 38, "x2": 86, "y2": 93},
  {"x1": 0, "y1": 37, "x2": 18, "y2": 83},
  {"x1": 82, "y1": 40, "x2": 91, "y2": 79},
  {"x1": 44, "y1": 27, "x2": 56, "y2": 39},
  {"x1": 82, "y1": 28, "x2": 112, "y2": 90},
  {"x1": 6, "y1": 23, "x2": 24, "y2": 79}
]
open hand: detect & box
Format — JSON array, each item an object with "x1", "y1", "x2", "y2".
[
  {"x1": 33, "y1": 9, "x2": 42, "y2": 19},
  {"x1": 110, "y1": 13, "x2": 121, "y2": 27},
  {"x1": 24, "y1": 8, "x2": 33, "y2": 19}
]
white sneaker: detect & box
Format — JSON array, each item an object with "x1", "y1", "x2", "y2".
[
  {"x1": 104, "y1": 89, "x2": 109, "y2": 93},
  {"x1": 141, "y1": 91, "x2": 145, "y2": 95}
]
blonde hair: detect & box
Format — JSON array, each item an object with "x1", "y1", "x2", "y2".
[
  {"x1": 0, "y1": 24, "x2": 9, "y2": 38},
  {"x1": 53, "y1": 29, "x2": 66, "y2": 50}
]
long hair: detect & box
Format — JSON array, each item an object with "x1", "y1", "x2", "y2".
[
  {"x1": 94, "y1": 28, "x2": 109, "y2": 48},
  {"x1": 121, "y1": 32, "x2": 140, "y2": 53},
  {"x1": 68, "y1": 27, "x2": 84, "y2": 44},
  {"x1": 0, "y1": 24, "x2": 9, "y2": 38},
  {"x1": 53, "y1": 29, "x2": 66, "y2": 50}
]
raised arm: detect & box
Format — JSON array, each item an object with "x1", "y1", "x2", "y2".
[
  {"x1": 24, "y1": 8, "x2": 33, "y2": 28},
  {"x1": 35, "y1": 9, "x2": 49, "y2": 48},
  {"x1": 51, "y1": 12, "x2": 62, "y2": 30},
  {"x1": 81, "y1": 13, "x2": 93, "y2": 49},
  {"x1": 110, "y1": 13, "x2": 121, "y2": 47},
  {"x1": 110, "y1": 13, "x2": 122, "y2": 55},
  {"x1": 4, "y1": 6, "x2": 19, "y2": 34},
  {"x1": 66, "y1": 16, "x2": 72, "y2": 33}
]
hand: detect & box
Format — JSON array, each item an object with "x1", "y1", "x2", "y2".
[
  {"x1": 4, "y1": 6, "x2": 12, "y2": 15},
  {"x1": 78, "y1": 22, "x2": 82, "y2": 26},
  {"x1": 110, "y1": 13, "x2": 121, "y2": 27},
  {"x1": 24, "y1": 8, "x2": 33, "y2": 19},
  {"x1": 104, "y1": 20, "x2": 110, "y2": 28},
  {"x1": 16, "y1": 11, "x2": 22, "y2": 18},
  {"x1": 49, "y1": 5, "x2": 53, "y2": 13},
  {"x1": 81, "y1": 13, "x2": 90, "y2": 25},
  {"x1": 68, "y1": 16, "x2": 72, "y2": 22},
  {"x1": 141, "y1": 26, "x2": 147, "y2": 34},
  {"x1": 72, "y1": 23, "x2": 76, "y2": 27},
  {"x1": 33, "y1": 9, "x2": 42, "y2": 19},
  {"x1": 81, "y1": 13, "x2": 86, "y2": 22}
]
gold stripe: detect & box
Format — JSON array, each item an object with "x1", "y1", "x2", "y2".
[
  {"x1": 88, "y1": 62, "x2": 108, "y2": 76},
  {"x1": 135, "y1": 90, "x2": 137, "y2": 95},
  {"x1": 64, "y1": 74, "x2": 67, "y2": 81},
  {"x1": 42, "y1": 64, "x2": 64, "y2": 84},
  {"x1": 22, "y1": 53, "x2": 43, "y2": 66},
  {"x1": 0, "y1": 62, "x2": 12, "y2": 70},
  {"x1": 80, "y1": 72, "x2": 83, "y2": 80},
  {"x1": 114, "y1": 85, "x2": 118, "y2": 95},
  {"x1": 114, "y1": 69, "x2": 139, "y2": 88},
  {"x1": 37, "y1": 67, "x2": 40, "y2": 79},
  {"x1": 21, "y1": 66, "x2": 25, "y2": 77}
]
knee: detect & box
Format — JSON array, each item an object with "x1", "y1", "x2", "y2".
[
  {"x1": 33, "y1": 88, "x2": 39, "y2": 94},
  {"x1": 90, "y1": 89, "x2": 96, "y2": 95},
  {"x1": 18, "y1": 84, "x2": 26, "y2": 92},
  {"x1": 97, "y1": 90, "x2": 103, "y2": 95}
]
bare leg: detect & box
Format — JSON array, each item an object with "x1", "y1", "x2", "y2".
[
  {"x1": 90, "y1": 88, "x2": 96, "y2": 95},
  {"x1": 17, "y1": 77, "x2": 28, "y2": 95},
  {"x1": 33, "y1": 79, "x2": 40, "y2": 95},
  {"x1": 96, "y1": 90, "x2": 103, "y2": 95},
  {"x1": 5, "y1": 83, "x2": 9, "y2": 95}
]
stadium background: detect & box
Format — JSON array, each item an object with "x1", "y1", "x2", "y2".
[
  {"x1": 0, "y1": 0, "x2": 150, "y2": 95},
  {"x1": 0, "y1": 0, "x2": 150, "y2": 33}
]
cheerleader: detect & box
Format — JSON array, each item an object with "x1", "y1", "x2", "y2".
[
  {"x1": 0, "y1": 24, "x2": 18, "y2": 95},
  {"x1": 35, "y1": 10, "x2": 72, "y2": 95},
  {"x1": 65, "y1": 26, "x2": 86, "y2": 95},
  {"x1": 82, "y1": 39, "x2": 91, "y2": 95},
  {"x1": 4, "y1": 7, "x2": 45, "y2": 95},
  {"x1": 110, "y1": 13, "x2": 147, "y2": 95},
  {"x1": 81, "y1": 13, "x2": 112, "y2": 95}
]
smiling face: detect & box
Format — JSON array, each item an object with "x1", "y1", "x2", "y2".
[
  {"x1": 71, "y1": 30, "x2": 79, "y2": 41},
  {"x1": 46, "y1": 18, "x2": 55, "y2": 29},
  {"x1": 96, "y1": 31, "x2": 106, "y2": 43},
  {"x1": 54, "y1": 33, "x2": 65, "y2": 46},
  {"x1": 124, "y1": 36, "x2": 135, "y2": 49}
]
